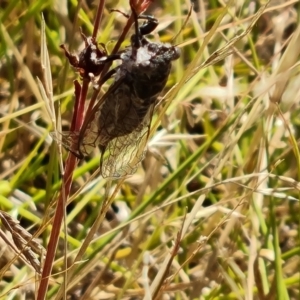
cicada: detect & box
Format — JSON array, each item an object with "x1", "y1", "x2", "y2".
[{"x1": 58, "y1": 3, "x2": 180, "y2": 178}]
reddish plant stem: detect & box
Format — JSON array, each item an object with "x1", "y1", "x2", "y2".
[
  {"x1": 71, "y1": 80, "x2": 82, "y2": 130},
  {"x1": 37, "y1": 157, "x2": 77, "y2": 300},
  {"x1": 92, "y1": 0, "x2": 105, "y2": 39},
  {"x1": 72, "y1": 78, "x2": 90, "y2": 130},
  {"x1": 37, "y1": 80, "x2": 90, "y2": 300}
]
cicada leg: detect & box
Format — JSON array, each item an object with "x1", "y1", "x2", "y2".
[{"x1": 50, "y1": 131, "x2": 84, "y2": 159}]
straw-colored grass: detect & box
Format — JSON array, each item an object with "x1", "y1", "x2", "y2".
[{"x1": 0, "y1": 0, "x2": 299, "y2": 299}]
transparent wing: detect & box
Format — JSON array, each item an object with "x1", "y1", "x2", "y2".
[
  {"x1": 50, "y1": 103, "x2": 154, "y2": 178},
  {"x1": 100, "y1": 104, "x2": 154, "y2": 178}
]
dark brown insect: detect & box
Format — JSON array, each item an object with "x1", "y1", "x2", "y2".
[{"x1": 58, "y1": 4, "x2": 180, "y2": 178}]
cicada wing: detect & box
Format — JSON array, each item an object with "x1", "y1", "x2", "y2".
[
  {"x1": 75, "y1": 75, "x2": 126, "y2": 157},
  {"x1": 100, "y1": 104, "x2": 154, "y2": 178},
  {"x1": 80, "y1": 75, "x2": 125, "y2": 136}
]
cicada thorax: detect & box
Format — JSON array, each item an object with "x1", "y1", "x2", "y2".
[{"x1": 120, "y1": 32, "x2": 180, "y2": 100}]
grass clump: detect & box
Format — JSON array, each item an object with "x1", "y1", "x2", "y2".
[{"x1": 0, "y1": 0, "x2": 299, "y2": 299}]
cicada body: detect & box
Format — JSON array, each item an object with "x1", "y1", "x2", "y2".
[{"x1": 60, "y1": 5, "x2": 180, "y2": 178}]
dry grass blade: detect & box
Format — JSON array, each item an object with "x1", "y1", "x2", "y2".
[
  {"x1": 0, "y1": 25, "x2": 44, "y2": 106},
  {"x1": 151, "y1": 213, "x2": 186, "y2": 300},
  {"x1": 192, "y1": 1, "x2": 270, "y2": 76},
  {"x1": 269, "y1": 24, "x2": 300, "y2": 104},
  {"x1": 38, "y1": 14, "x2": 64, "y2": 174},
  {"x1": 40, "y1": 14, "x2": 54, "y2": 122}
]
